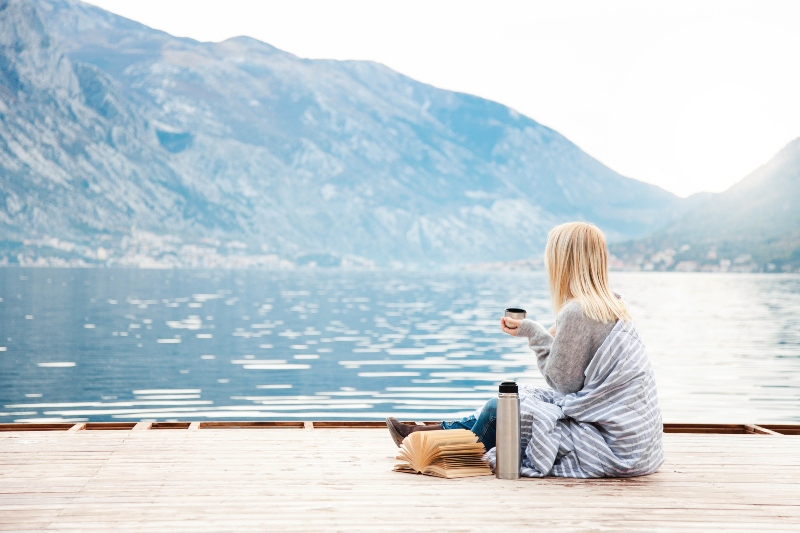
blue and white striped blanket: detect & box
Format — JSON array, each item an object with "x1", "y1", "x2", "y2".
[{"x1": 486, "y1": 320, "x2": 664, "y2": 478}]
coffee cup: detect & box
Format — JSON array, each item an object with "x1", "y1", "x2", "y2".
[{"x1": 504, "y1": 307, "x2": 526, "y2": 329}]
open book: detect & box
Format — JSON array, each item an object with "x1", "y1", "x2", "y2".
[{"x1": 393, "y1": 429, "x2": 493, "y2": 479}]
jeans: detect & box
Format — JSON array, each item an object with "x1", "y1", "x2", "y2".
[{"x1": 440, "y1": 397, "x2": 497, "y2": 450}]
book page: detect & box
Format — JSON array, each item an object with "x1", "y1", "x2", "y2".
[{"x1": 393, "y1": 429, "x2": 491, "y2": 478}]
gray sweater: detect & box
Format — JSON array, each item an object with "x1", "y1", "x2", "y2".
[{"x1": 517, "y1": 300, "x2": 617, "y2": 394}]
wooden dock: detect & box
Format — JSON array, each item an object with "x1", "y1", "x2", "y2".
[{"x1": 1, "y1": 422, "x2": 799, "y2": 531}]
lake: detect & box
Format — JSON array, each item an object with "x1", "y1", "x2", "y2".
[{"x1": 1, "y1": 268, "x2": 798, "y2": 424}]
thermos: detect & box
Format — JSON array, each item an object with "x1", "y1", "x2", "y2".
[{"x1": 496, "y1": 380, "x2": 520, "y2": 479}]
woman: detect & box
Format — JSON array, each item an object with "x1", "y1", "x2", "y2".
[{"x1": 386, "y1": 221, "x2": 663, "y2": 478}]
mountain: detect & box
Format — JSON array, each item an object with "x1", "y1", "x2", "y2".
[
  {"x1": 1, "y1": 0, "x2": 683, "y2": 267},
  {"x1": 0, "y1": 0, "x2": 200, "y2": 264},
  {"x1": 610, "y1": 138, "x2": 800, "y2": 273}
]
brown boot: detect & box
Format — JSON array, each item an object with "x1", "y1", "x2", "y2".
[{"x1": 386, "y1": 417, "x2": 441, "y2": 447}]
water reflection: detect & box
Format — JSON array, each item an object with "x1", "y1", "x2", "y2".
[{"x1": 0, "y1": 269, "x2": 798, "y2": 424}]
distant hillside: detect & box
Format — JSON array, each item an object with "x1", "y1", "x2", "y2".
[
  {"x1": 1, "y1": 0, "x2": 683, "y2": 267},
  {"x1": 610, "y1": 138, "x2": 800, "y2": 273}
]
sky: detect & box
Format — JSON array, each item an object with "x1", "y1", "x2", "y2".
[{"x1": 85, "y1": 0, "x2": 800, "y2": 198}]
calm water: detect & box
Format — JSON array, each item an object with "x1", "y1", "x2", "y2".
[{"x1": 0, "y1": 269, "x2": 798, "y2": 424}]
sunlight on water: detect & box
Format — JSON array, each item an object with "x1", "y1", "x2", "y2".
[{"x1": 0, "y1": 269, "x2": 798, "y2": 424}]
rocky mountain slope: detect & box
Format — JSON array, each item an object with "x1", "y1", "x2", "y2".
[
  {"x1": 1, "y1": 0, "x2": 683, "y2": 267},
  {"x1": 610, "y1": 138, "x2": 800, "y2": 272},
  {"x1": 0, "y1": 0, "x2": 186, "y2": 236}
]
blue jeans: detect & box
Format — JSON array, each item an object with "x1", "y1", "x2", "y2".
[{"x1": 440, "y1": 398, "x2": 497, "y2": 450}]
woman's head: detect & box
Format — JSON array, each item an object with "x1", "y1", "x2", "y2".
[{"x1": 545, "y1": 222, "x2": 631, "y2": 323}]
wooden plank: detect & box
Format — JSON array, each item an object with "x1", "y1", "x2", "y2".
[
  {"x1": 311, "y1": 421, "x2": 386, "y2": 428},
  {"x1": 131, "y1": 422, "x2": 152, "y2": 431},
  {"x1": 660, "y1": 423, "x2": 800, "y2": 435},
  {"x1": 663, "y1": 423, "x2": 748, "y2": 434},
  {"x1": 0, "y1": 423, "x2": 75, "y2": 432},
  {"x1": 150, "y1": 422, "x2": 189, "y2": 430},
  {"x1": 758, "y1": 424, "x2": 800, "y2": 436},
  {"x1": 311, "y1": 420, "x2": 427, "y2": 428},
  {"x1": 198, "y1": 421, "x2": 304, "y2": 429},
  {"x1": 84, "y1": 422, "x2": 137, "y2": 431},
  {"x1": 1, "y1": 429, "x2": 798, "y2": 531},
  {"x1": 67, "y1": 423, "x2": 86, "y2": 432},
  {"x1": 745, "y1": 424, "x2": 783, "y2": 436}
]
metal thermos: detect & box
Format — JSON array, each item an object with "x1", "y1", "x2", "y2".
[{"x1": 496, "y1": 380, "x2": 520, "y2": 479}]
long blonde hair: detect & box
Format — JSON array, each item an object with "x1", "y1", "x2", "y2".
[{"x1": 545, "y1": 222, "x2": 631, "y2": 323}]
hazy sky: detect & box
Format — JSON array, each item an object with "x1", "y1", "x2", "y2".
[{"x1": 86, "y1": 0, "x2": 800, "y2": 197}]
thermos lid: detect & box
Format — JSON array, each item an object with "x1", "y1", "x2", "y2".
[{"x1": 499, "y1": 380, "x2": 518, "y2": 393}]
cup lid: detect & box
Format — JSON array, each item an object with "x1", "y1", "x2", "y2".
[{"x1": 499, "y1": 380, "x2": 518, "y2": 393}]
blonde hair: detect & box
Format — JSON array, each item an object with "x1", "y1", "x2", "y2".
[{"x1": 544, "y1": 222, "x2": 631, "y2": 323}]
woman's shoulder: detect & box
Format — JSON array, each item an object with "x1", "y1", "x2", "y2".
[
  {"x1": 557, "y1": 299, "x2": 620, "y2": 328},
  {"x1": 560, "y1": 292, "x2": 625, "y2": 317},
  {"x1": 557, "y1": 300, "x2": 585, "y2": 321}
]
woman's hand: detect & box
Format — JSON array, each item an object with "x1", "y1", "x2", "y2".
[
  {"x1": 548, "y1": 324, "x2": 557, "y2": 337},
  {"x1": 501, "y1": 317, "x2": 522, "y2": 336}
]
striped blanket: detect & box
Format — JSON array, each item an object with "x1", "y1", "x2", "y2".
[{"x1": 486, "y1": 320, "x2": 664, "y2": 478}]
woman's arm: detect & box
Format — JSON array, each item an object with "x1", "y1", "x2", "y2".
[
  {"x1": 505, "y1": 303, "x2": 595, "y2": 393},
  {"x1": 513, "y1": 319, "x2": 556, "y2": 386}
]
